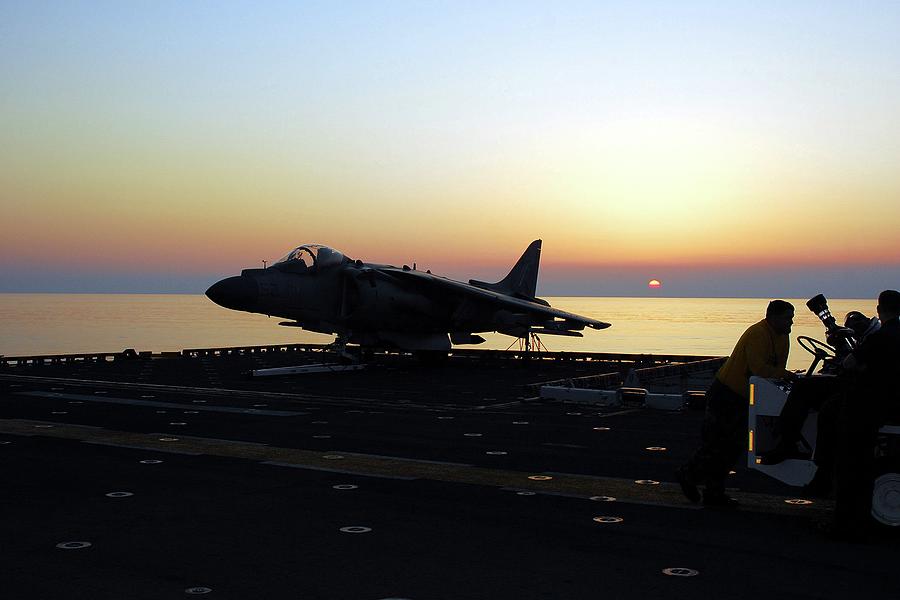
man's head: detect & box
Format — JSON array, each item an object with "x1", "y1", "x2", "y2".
[
  {"x1": 877, "y1": 290, "x2": 900, "y2": 322},
  {"x1": 844, "y1": 311, "x2": 871, "y2": 338},
  {"x1": 766, "y1": 299, "x2": 795, "y2": 335}
]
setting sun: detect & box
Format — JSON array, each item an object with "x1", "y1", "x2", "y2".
[{"x1": 648, "y1": 279, "x2": 662, "y2": 289}]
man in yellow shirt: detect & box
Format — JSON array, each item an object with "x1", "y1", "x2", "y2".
[{"x1": 677, "y1": 300, "x2": 797, "y2": 506}]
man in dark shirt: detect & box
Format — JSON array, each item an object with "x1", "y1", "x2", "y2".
[
  {"x1": 842, "y1": 290, "x2": 900, "y2": 419},
  {"x1": 829, "y1": 289, "x2": 900, "y2": 538}
]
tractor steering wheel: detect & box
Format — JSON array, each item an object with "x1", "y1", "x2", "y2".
[{"x1": 797, "y1": 335, "x2": 836, "y2": 359}]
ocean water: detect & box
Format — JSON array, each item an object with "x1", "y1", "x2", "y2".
[{"x1": 0, "y1": 294, "x2": 875, "y2": 372}]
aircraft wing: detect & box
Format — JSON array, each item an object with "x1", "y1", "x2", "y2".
[{"x1": 375, "y1": 266, "x2": 611, "y2": 331}]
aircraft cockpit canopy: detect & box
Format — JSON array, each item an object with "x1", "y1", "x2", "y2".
[{"x1": 274, "y1": 244, "x2": 346, "y2": 271}]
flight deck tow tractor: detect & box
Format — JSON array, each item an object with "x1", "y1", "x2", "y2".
[{"x1": 748, "y1": 295, "x2": 900, "y2": 527}]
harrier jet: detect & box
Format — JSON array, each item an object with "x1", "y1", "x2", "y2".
[{"x1": 206, "y1": 240, "x2": 610, "y2": 351}]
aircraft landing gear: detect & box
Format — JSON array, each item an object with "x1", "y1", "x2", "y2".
[
  {"x1": 329, "y1": 335, "x2": 360, "y2": 364},
  {"x1": 507, "y1": 330, "x2": 548, "y2": 357}
]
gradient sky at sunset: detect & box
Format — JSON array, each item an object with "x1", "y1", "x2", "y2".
[{"x1": 2, "y1": 2, "x2": 899, "y2": 296}]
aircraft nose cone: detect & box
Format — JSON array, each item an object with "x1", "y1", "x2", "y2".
[{"x1": 205, "y1": 276, "x2": 259, "y2": 311}]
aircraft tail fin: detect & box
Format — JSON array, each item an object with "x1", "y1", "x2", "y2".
[{"x1": 469, "y1": 239, "x2": 542, "y2": 300}]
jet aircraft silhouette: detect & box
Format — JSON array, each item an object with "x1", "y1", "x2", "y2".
[{"x1": 206, "y1": 240, "x2": 610, "y2": 351}]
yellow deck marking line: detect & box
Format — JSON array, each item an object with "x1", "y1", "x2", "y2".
[{"x1": 0, "y1": 418, "x2": 831, "y2": 516}]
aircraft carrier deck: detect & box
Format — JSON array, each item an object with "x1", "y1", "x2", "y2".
[{"x1": 1, "y1": 344, "x2": 897, "y2": 599}]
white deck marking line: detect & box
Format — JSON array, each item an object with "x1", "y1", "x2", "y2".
[
  {"x1": 81, "y1": 440, "x2": 204, "y2": 455},
  {"x1": 596, "y1": 409, "x2": 640, "y2": 418},
  {"x1": 474, "y1": 400, "x2": 522, "y2": 409},
  {"x1": 261, "y1": 461, "x2": 418, "y2": 480},
  {"x1": 499, "y1": 487, "x2": 703, "y2": 509},
  {"x1": 11, "y1": 419, "x2": 103, "y2": 430},
  {"x1": 0, "y1": 374, "x2": 444, "y2": 408},
  {"x1": 544, "y1": 471, "x2": 642, "y2": 481},
  {"x1": 333, "y1": 451, "x2": 473, "y2": 467},
  {"x1": 0, "y1": 374, "x2": 509, "y2": 411},
  {"x1": 16, "y1": 391, "x2": 307, "y2": 417}
]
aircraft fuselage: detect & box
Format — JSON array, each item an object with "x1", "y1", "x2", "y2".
[{"x1": 206, "y1": 242, "x2": 610, "y2": 351}]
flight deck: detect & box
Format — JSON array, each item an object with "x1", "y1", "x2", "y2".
[{"x1": 1, "y1": 345, "x2": 898, "y2": 599}]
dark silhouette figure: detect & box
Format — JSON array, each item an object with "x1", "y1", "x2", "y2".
[
  {"x1": 826, "y1": 290, "x2": 900, "y2": 539},
  {"x1": 677, "y1": 300, "x2": 796, "y2": 507},
  {"x1": 759, "y1": 311, "x2": 880, "y2": 470}
]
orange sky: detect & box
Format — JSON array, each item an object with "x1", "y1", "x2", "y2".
[{"x1": 2, "y1": 4, "x2": 900, "y2": 295}]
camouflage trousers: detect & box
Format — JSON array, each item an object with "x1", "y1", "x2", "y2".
[{"x1": 682, "y1": 379, "x2": 747, "y2": 495}]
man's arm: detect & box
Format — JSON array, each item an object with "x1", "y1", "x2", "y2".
[{"x1": 842, "y1": 334, "x2": 876, "y2": 372}]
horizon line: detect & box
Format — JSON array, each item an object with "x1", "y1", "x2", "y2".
[{"x1": 0, "y1": 290, "x2": 874, "y2": 301}]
